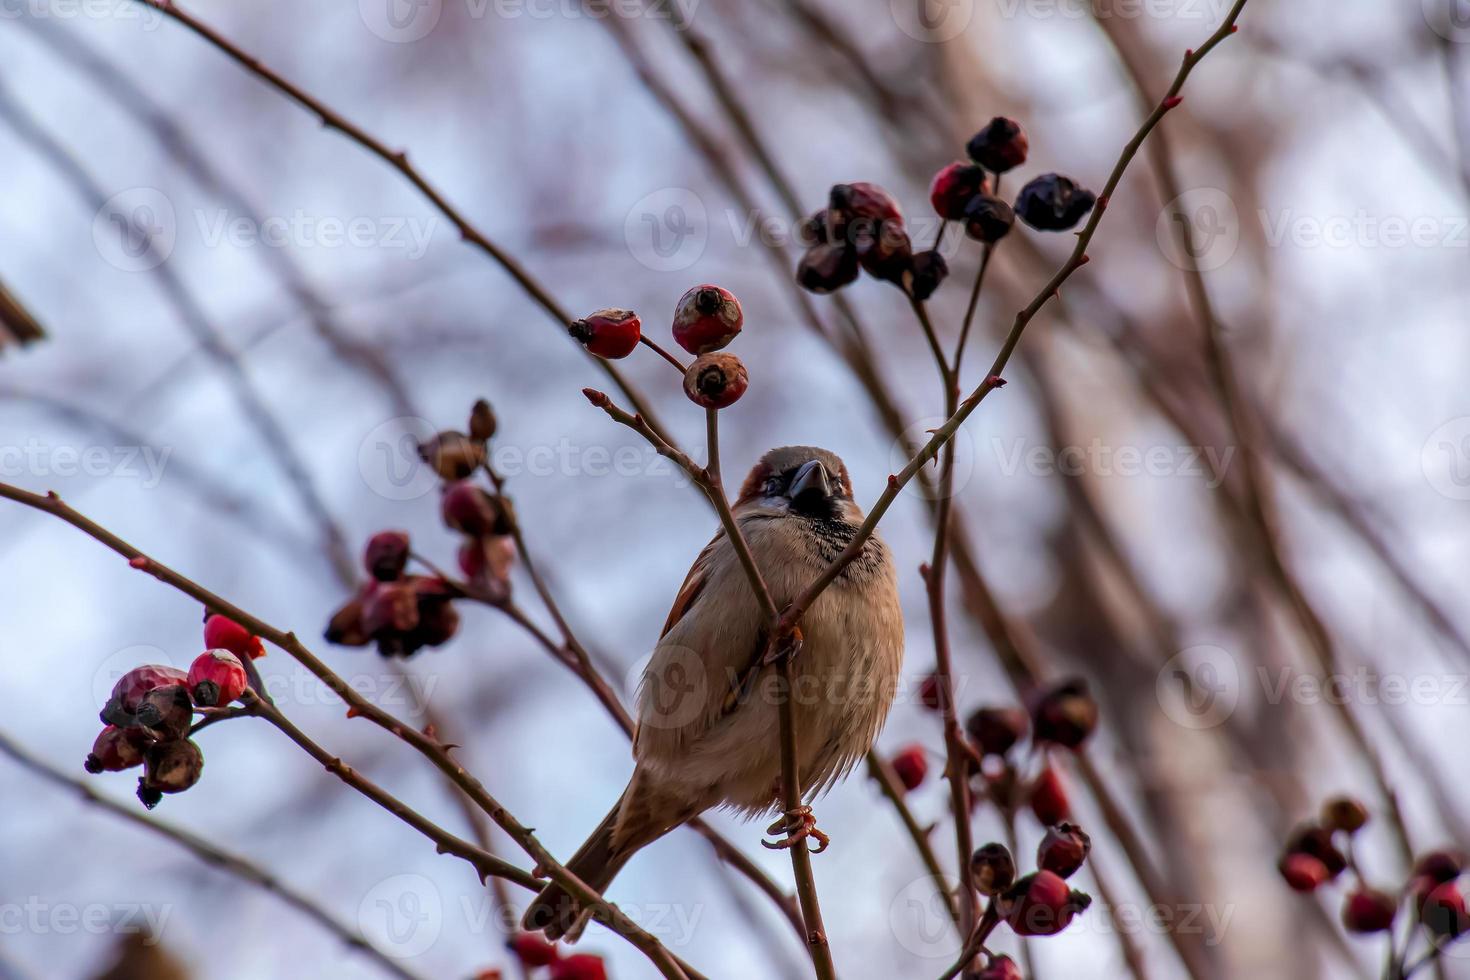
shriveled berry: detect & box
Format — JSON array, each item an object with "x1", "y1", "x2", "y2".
[
  {"x1": 325, "y1": 583, "x2": 375, "y2": 647},
  {"x1": 101, "y1": 665, "x2": 189, "y2": 727},
  {"x1": 549, "y1": 954, "x2": 607, "y2": 980},
  {"x1": 1284, "y1": 824, "x2": 1348, "y2": 879},
  {"x1": 829, "y1": 181, "x2": 902, "y2": 225},
  {"x1": 966, "y1": 117, "x2": 1029, "y2": 172},
  {"x1": 965, "y1": 705, "x2": 1029, "y2": 757},
  {"x1": 799, "y1": 209, "x2": 832, "y2": 246},
  {"x1": 854, "y1": 220, "x2": 913, "y2": 285},
  {"x1": 135, "y1": 685, "x2": 194, "y2": 742},
  {"x1": 1322, "y1": 797, "x2": 1370, "y2": 834},
  {"x1": 442, "y1": 481, "x2": 506, "y2": 538},
  {"x1": 507, "y1": 932, "x2": 559, "y2": 967},
  {"x1": 418, "y1": 430, "x2": 486, "y2": 482},
  {"x1": 364, "y1": 581, "x2": 420, "y2": 637},
  {"x1": 1030, "y1": 678, "x2": 1098, "y2": 748},
  {"x1": 139, "y1": 738, "x2": 203, "y2": 803},
  {"x1": 468, "y1": 399, "x2": 497, "y2": 442},
  {"x1": 569, "y1": 309, "x2": 641, "y2": 359},
  {"x1": 85, "y1": 726, "x2": 147, "y2": 773},
  {"x1": 1030, "y1": 764, "x2": 1071, "y2": 826},
  {"x1": 683, "y1": 353, "x2": 748, "y2": 410},
  {"x1": 672, "y1": 285, "x2": 743, "y2": 354},
  {"x1": 188, "y1": 649, "x2": 248, "y2": 707},
  {"x1": 975, "y1": 955, "x2": 1023, "y2": 980},
  {"x1": 797, "y1": 243, "x2": 860, "y2": 294},
  {"x1": 890, "y1": 745, "x2": 928, "y2": 791},
  {"x1": 929, "y1": 162, "x2": 989, "y2": 220},
  {"x1": 204, "y1": 614, "x2": 265, "y2": 661},
  {"x1": 1038, "y1": 822, "x2": 1091, "y2": 879},
  {"x1": 1342, "y1": 888, "x2": 1397, "y2": 934},
  {"x1": 970, "y1": 842, "x2": 1016, "y2": 896},
  {"x1": 1001, "y1": 870, "x2": 1090, "y2": 936},
  {"x1": 1278, "y1": 853, "x2": 1330, "y2": 893},
  {"x1": 963, "y1": 195, "x2": 1015, "y2": 244},
  {"x1": 906, "y1": 250, "x2": 948, "y2": 301},
  {"x1": 1415, "y1": 850, "x2": 1466, "y2": 884},
  {"x1": 364, "y1": 530, "x2": 411, "y2": 582},
  {"x1": 1015, "y1": 174, "x2": 1097, "y2": 231}
]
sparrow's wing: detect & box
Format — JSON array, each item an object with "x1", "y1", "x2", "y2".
[{"x1": 659, "y1": 531, "x2": 723, "y2": 638}]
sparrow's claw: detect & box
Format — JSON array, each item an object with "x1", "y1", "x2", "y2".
[{"x1": 761, "y1": 805, "x2": 830, "y2": 854}]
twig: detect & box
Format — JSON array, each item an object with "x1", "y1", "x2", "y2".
[{"x1": 865, "y1": 752, "x2": 962, "y2": 929}]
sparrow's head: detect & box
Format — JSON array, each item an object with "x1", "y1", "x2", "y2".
[{"x1": 735, "y1": 446, "x2": 859, "y2": 522}]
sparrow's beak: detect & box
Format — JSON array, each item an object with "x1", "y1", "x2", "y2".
[{"x1": 788, "y1": 459, "x2": 832, "y2": 509}]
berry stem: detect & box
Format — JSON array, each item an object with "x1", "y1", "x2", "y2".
[{"x1": 640, "y1": 334, "x2": 690, "y2": 373}]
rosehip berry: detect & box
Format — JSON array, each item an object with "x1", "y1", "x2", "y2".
[
  {"x1": 1038, "y1": 822, "x2": 1091, "y2": 879},
  {"x1": 965, "y1": 705, "x2": 1029, "y2": 757},
  {"x1": 1001, "y1": 870, "x2": 1091, "y2": 936},
  {"x1": 1415, "y1": 850, "x2": 1466, "y2": 884},
  {"x1": 188, "y1": 649, "x2": 248, "y2": 707},
  {"x1": 507, "y1": 933, "x2": 559, "y2": 967},
  {"x1": 325, "y1": 583, "x2": 375, "y2": 647},
  {"x1": 549, "y1": 954, "x2": 607, "y2": 980},
  {"x1": 458, "y1": 536, "x2": 516, "y2": 595},
  {"x1": 1342, "y1": 888, "x2": 1397, "y2": 934},
  {"x1": 1030, "y1": 678, "x2": 1098, "y2": 748},
  {"x1": 1015, "y1": 174, "x2": 1098, "y2": 232},
  {"x1": 683, "y1": 353, "x2": 748, "y2": 409},
  {"x1": 1321, "y1": 796, "x2": 1370, "y2": 834},
  {"x1": 799, "y1": 209, "x2": 832, "y2": 246},
  {"x1": 970, "y1": 842, "x2": 1016, "y2": 896},
  {"x1": 890, "y1": 745, "x2": 928, "y2": 791},
  {"x1": 1029, "y1": 764, "x2": 1071, "y2": 826},
  {"x1": 830, "y1": 181, "x2": 903, "y2": 225},
  {"x1": 963, "y1": 195, "x2": 1015, "y2": 244},
  {"x1": 138, "y1": 738, "x2": 203, "y2": 806},
  {"x1": 1421, "y1": 881, "x2": 1470, "y2": 939},
  {"x1": 1284, "y1": 824, "x2": 1348, "y2": 878},
  {"x1": 1278, "y1": 853, "x2": 1330, "y2": 893},
  {"x1": 797, "y1": 243, "x2": 860, "y2": 294},
  {"x1": 854, "y1": 220, "x2": 913, "y2": 286},
  {"x1": 916, "y1": 672, "x2": 946, "y2": 712},
  {"x1": 364, "y1": 530, "x2": 411, "y2": 582},
  {"x1": 569, "y1": 309, "x2": 641, "y2": 359},
  {"x1": 442, "y1": 481, "x2": 507, "y2": 538},
  {"x1": 101, "y1": 664, "x2": 189, "y2": 727},
  {"x1": 975, "y1": 955, "x2": 1023, "y2": 980},
  {"x1": 418, "y1": 430, "x2": 487, "y2": 481},
  {"x1": 135, "y1": 685, "x2": 194, "y2": 742},
  {"x1": 672, "y1": 285, "x2": 743, "y2": 354},
  {"x1": 85, "y1": 726, "x2": 147, "y2": 773},
  {"x1": 364, "y1": 581, "x2": 420, "y2": 637},
  {"x1": 929, "y1": 162, "x2": 989, "y2": 220},
  {"x1": 967, "y1": 117, "x2": 1029, "y2": 172},
  {"x1": 204, "y1": 614, "x2": 265, "y2": 661},
  {"x1": 907, "y1": 250, "x2": 948, "y2": 301},
  {"x1": 468, "y1": 399, "x2": 497, "y2": 442}
]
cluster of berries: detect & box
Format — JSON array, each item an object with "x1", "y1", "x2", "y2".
[
  {"x1": 326, "y1": 401, "x2": 514, "y2": 658},
  {"x1": 1279, "y1": 798, "x2": 1469, "y2": 955},
  {"x1": 86, "y1": 614, "x2": 258, "y2": 808},
  {"x1": 795, "y1": 116, "x2": 1097, "y2": 300},
  {"x1": 971, "y1": 819, "x2": 1093, "y2": 941},
  {"x1": 483, "y1": 934, "x2": 605, "y2": 980},
  {"x1": 570, "y1": 285, "x2": 749, "y2": 410}
]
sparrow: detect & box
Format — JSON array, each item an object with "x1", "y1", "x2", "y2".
[{"x1": 524, "y1": 446, "x2": 904, "y2": 940}]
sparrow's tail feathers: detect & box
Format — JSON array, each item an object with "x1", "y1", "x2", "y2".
[{"x1": 521, "y1": 797, "x2": 632, "y2": 942}]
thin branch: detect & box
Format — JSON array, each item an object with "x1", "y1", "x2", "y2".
[{"x1": 865, "y1": 752, "x2": 961, "y2": 929}]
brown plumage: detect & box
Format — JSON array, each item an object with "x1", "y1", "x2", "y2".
[
  {"x1": 0, "y1": 277, "x2": 45, "y2": 352},
  {"x1": 523, "y1": 446, "x2": 904, "y2": 940}
]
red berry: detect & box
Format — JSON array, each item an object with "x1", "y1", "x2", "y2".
[
  {"x1": 966, "y1": 117, "x2": 1029, "y2": 173},
  {"x1": 672, "y1": 284, "x2": 743, "y2": 354},
  {"x1": 549, "y1": 954, "x2": 607, "y2": 980},
  {"x1": 683, "y1": 353, "x2": 748, "y2": 409},
  {"x1": 188, "y1": 649, "x2": 248, "y2": 707},
  {"x1": 1029, "y1": 764, "x2": 1071, "y2": 826},
  {"x1": 364, "y1": 531, "x2": 411, "y2": 581},
  {"x1": 569, "y1": 308, "x2": 641, "y2": 359},
  {"x1": 970, "y1": 842, "x2": 1017, "y2": 897},
  {"x1": 1002, "y1": 870, "x2": 1090, "y2": 936},
  {"x1": 917, "y1": 672, "x2": 945, "y2": 712},
  {"x1": 204, "y1": 614, "x2": 265, "y2": 661},
  {"x1": 100, "y1": 664, "x2": 189, "y2": 726},
  {"x1": 139, "y1": 738, "x2": 204, "y2": 805},
  {"x1": 1422, "y1": 881, "x2": 1470, "y2": 939},
  {"x1": 890, "y1": 745, "x2": 928, "y2": 791},
  {"x1": 1278, "y1": 853, "x2": 1330, "y2": 893},
  {"x1": 364, "y1": 581, "x2": 420, "y2": 636},
  {"x1": 1342, "y1": 888, "x2": 1397, "y2": 934},
  {"x1": 830, "y1": 181, "x2": 902, "y2": 225},
  {"x1": 975, "y1": 955, "x2": 1023, "y2": 980},
  {"x1": 929, "y1": 162, "x2": 989, "y2": 220},
  {"x1": 965, "y1": 705, "x2": 1029, "y2": 757},
  {"x1": 507, "y1": 933, "x2": 559, "y2": 967},
  {"x1": 796, "y1": 243, "x2": 860, "y2": 294},
  {"x1": 442, "y1": 481, "x2": 506, "y2": 538},
  {"x1": 1284, "y1": 824, "x2": 1348, "y2": 878},
  {"x1": 1030, "y1": 678, "x2": 1098, "y2": 748},
  {"x1": 85, "y1": 726, "x2": 147, "y2": 773},
  {"x1": 1038, "y1": 822, "x2": 1091, "y2": 879}
]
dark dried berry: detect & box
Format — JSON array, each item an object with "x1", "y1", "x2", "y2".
[
  {"x1": 797, "y1": 244, "x2": 860, "y2": 294},
  {"x1": 325, "y1": 584, "x2": 374, "y2": 647},
  {"x1": 140, "y1": 738, "x2": 204, "y2": 800},
  {"x1": 1322, "y1": 797, "x2": 1370, "y2": 834},
  {"x1": 829, "y1": 181, "x2": 903, "y2": 225},
  {"x1": 1415, "y1": 850, "x2": 1466, "y2": 884},
  {"x1": 906, "y1": 250, "x2": 948, "y2": 301},
  {"x1": 966, "y1": 117, "x2": 1029, "y2": 173},
  {"x1": 963, "y1": 195, "x2": 1015, "y2": 244},
  {"x1": 1038, "y1": 822, "x2": 1091, "y2": 879},
  {"x1": 1284, "y1": 824, "x2": 1348, "y2": 878},
  {"x1": 364, "y1": 530, "x2": 411, "y2": 581},
  {"x1": 970, "y1": 842, "x2": 1016, "y2": 896},
  {"x1": 85, "y1": 726, "x2": 147, "y2": 774},
  {"x1": 1015, "y1": 174, "x2": 1097, "y2": 231},
  {"x1": 854, "y1": 220, "x2": 913, "y2": 285},
  {"x1": 1421, "y1": 882, "x2": 1470, "y2": 939},
  {"x1": 100, "y1": 665, "x2": 189, "y2": 727},
  {"x1": 929, "y1": 162, "x2": 990, "y2": 220},
  {"x1": 799, "y1": 209, "x2": 832, "y2": 247},
  {"x1": 965, "y1": 706, "x2": 1029, "y2": 757},
  {"x1": 418, "y1": 430, "x2": 487, "y2": 481},
  {"x1": 468, "y1": 399, "x2": 497, "y2": 442},
  {"x1": 134, "y1": 685, "x2": 194, "y2": 742},
  {"x1": 442, "y1": 481, "x2": 506, "y2": 538},
  {"x1": 683, "y1": 353, "x2": 749, "y2": 409},
  {"x1": 1030, "y1": 678, "x2": 1098, "y2": 748}
]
